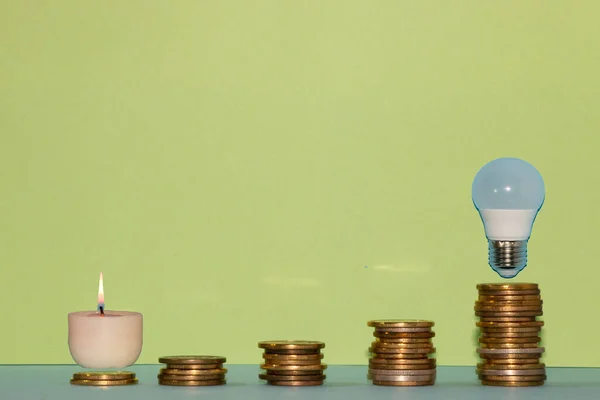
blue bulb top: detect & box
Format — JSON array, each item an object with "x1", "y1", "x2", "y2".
[{"x1": 472, "y1": 157, "x2": 545, "y2": 211}]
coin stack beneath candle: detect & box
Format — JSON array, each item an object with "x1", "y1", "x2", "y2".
[
  {"x1": 70, "y1": 371, "x2": 138, "y2": 386},
  {"x1": 258, "y1": 340, "x2": 327, "y2": 386},
  {"x1": 475, "y1": 283, "x2": 546, "y2": 387},
  {"x1": 367, "y1": 320, "x2": 437, "y2": 386},
  {"x1": 157, "y1": 355, "x2": 228, "y2": 386}
]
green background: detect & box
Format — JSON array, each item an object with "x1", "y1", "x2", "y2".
[{"x1": 1, "y1": 1, "x2": 599, "y2": 366}]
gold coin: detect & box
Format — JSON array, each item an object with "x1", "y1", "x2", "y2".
[
  {"x1": 485, "y1": 358, "x2": 542, "y2": 364},
  {"x1": 261, "y1": 359, "x2": 322, "y2": 366},
  {"x1": 481, "y1": 331, "x2": 542, "y2": 337},
  {"x1": 479, "y1": 295, "x2": 541, "y2": 302},
  {"x1": 477, "y1": 284, "x2": 540, "y2": 291},
  {"x1": 480, "y1": 374, "x2": 546, "y2": 382},
  {"x1": 369, "y1": 345, "x2": 435, "y2": 354},
  {"x1": 479, "y1": 337, "x2": 541, "y2": 344},
  {"x1": 478, "y1": 349, "x2": 544, "y2": 356},
  {"x1": 479, "y1": 317, "x2": 538, "y2": 322},
  {"x1": 70, "y1": 379, "x2": 138, "y2": 386},
  {"x1": 477, "y1": 321, "x2": 544, "y2": 328},
  {"x1": 478, "y1": 290, "x2": 540, "y2": 296},
  {"x1": 373, "y1": 331, "x2": 435, "y2": 339},
  {"x1": 475, "y1": 300, "x2": 543, "y2": 306},
  {"x1": 263, "y1": 353, "x2": 323, "y2": 361},
  {"x1": 477, "y1": 368, "x2": 546, "y2": 376},
  {"x1": 266, "y1": 370, "x2": 324, "y2": 376},
  {"x1": 261, "y1": 363, "x2": 327, "y2": 371},
  {"x1": 375, "y1": 337, "x2": 432, "y2": 344},
  {"x1": 372, "y1": 380, "x2": 435, "y2": 386},
  {"x1": 263, "y1": 349, "x2": 322, "y2": 355},
  {"x1": 475, "y1": 306, "x2": 543, "y2": 312},
  {"x1": 259, "y1": 373, "x2": 325, "y2": 381},
  {"x1": 479, "y1": 354, "x2": 543, "y2": 360},
  {"x1": 258, "y1": 340, "x2": 325, "y2": 350},
  {"x1": 371, "y1": 341, "x2": 434, "y2": 349},
  {"x1": 475, "y1": 302, "x2": 543, "y2": 309},
  {"x1": 479, "y1": 343, "x2": 539, "y2": 349},
  {"x1": 481, "y1": 380, "x2": 544, "y2": 387},
  {"x1": 158, "y1": 379, "x2": 225, "y2": 386},
  {"x1": 369, "y1": 362, "x2": 435, "y2": 370},
  {"x1": 480, "y1": 325, "x2": 542, "y2": 330},
  {"x1": 164, "y1": 363, "x2": 222, "y2": 370},
  {"x1": 159, "y1": 368, "x2": 227, "y2": 375},
  {"x1": 477, "y1": 283, "x2": 538, "y2": 291},
  {"x1": 72, "y1": 371, "x2": 135, "y2": 381},
  {"x1": 367, "y1": 319, "x2": 434, "y2": 328},
  {"x1": 370, "y1": 352, "x2": 430, "y2": 359},
  {"x1": 369, "y1": 346, "x2": 435, "y2": 354},
  {"x1": 481, "y1": 332, "x2": 541, "y2": 338},
  {"x1": 477, "y1": 363, "x2": 545, "y2": 370},
  {"x1": 158, "y1": 373, "x2": 225, "y2": 381},
  {"x1": 267, "y1": 380, "x2": 324, "y2": 386},
  {"x1": 476, "y1": 311, "x2": 543, "y2": 317},
  {"x1": 374, "y1": 327, "x2": 433, "y2": 333},
  {"x1": 478, "y1": 347, "x2": 545, "y2": 355},
  {"x1": 159, "y1": 355, "x2": 226, "y2": 365},
  {"x1": 481, "y1": 327, "x2": 541, "y2": 333},
  {"x1": 368, "y1": 373, "x2": 436, "y2": 382},
  {"x1": 369, "y1": 368, "x2": 436, "y2": 376},
  {"x1": 369, "y1": 357, "x2": 435, "y2": 365}
]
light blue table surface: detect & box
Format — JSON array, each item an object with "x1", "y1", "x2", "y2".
[{"x1": 0, "y1": 365, "x2": 598, "y2": 400}]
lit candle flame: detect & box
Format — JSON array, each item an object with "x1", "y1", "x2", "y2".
[{"x1": 97, "y1": 272, "x2": 105, "y2": 313}]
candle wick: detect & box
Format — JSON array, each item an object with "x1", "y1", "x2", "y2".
[{"x1": 99, "y1": 306, "x2": 105, "y2": 316}]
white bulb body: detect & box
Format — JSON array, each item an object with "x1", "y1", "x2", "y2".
[
  {"x1": 479, "y1": 209, "x2": 538, "y2": 241},
  {"x1": 472, "y1": 158, "x2": 545, "y2": 278}
]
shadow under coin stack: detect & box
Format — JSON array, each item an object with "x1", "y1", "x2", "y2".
[
  {"x1": 258, "y1": 340, "x2": 327, "y2": 386},
  {"x1": 367, "y1": 320, "x2": 437, "y2": 386},
  {"x1": 475, "y1": 283, "x2": 546, "y2": 387},
  {"x1": 70, "y1": 371, "x2": 138, "y2": 386},
  {"x1": 157, "y1": 355, "x2": 228, "y2": 386}
]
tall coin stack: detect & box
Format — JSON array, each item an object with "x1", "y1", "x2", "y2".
[
  {"x1": 157, "y1": 355, "x2": 228, "y2": 386},
  {"x1": 475, "y1": 283, "x2": 546, "y2": 387},
  {"x1": 367, "y1": 320, "x2": 437, "y2": 386},
  {"x1": 258, "y1": 340, "x2": 327, "y2": 386}
]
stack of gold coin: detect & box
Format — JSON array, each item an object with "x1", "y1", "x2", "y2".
[
  {"x1": 258, "y1": 340, "x2": 326, "y2": 386},
  {"x1": 475, "y1": 283, "x2": 546, "y2": 387},
  {"x1": 367, "y1": 320, "x2": 436, "y2": 386},
  {"x1": 70, "y1": 371, "x2": 138, "y2": 386},
  {"x1": 157, "y1": 355, "x2": 227, "y2": 386}
]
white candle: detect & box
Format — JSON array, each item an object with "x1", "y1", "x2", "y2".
[{"x1": 68, "y1": 273, "x2": 143, "y2": 369}]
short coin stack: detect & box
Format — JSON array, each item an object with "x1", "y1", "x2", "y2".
[
  {"x1": 475, "y1": 283, "x2": 546, "y2": 387},
  {"x1": 157, "y1": 355, "x2": 227, "y2": 386},
  {"x1": 258, "y1": 340, "x2": 327, "y2": 386},
  {"x1": 367, "y1": 320, "x2": 437, "y2": 386},
  {"x1": 70, "y1": 371, "x2": 138, "y2": 386}
]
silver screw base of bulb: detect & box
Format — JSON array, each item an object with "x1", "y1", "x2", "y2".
[{"x1": 488, "y1": 240, "x2": 528, "y2": 278}]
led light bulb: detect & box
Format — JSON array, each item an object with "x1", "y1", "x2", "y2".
[{"x1": 472, "y1": 157, "x2": 545, "y2": 278}]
